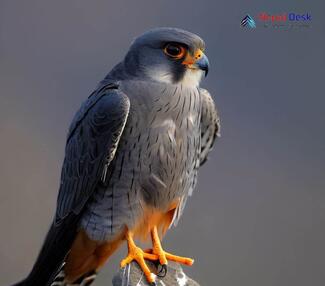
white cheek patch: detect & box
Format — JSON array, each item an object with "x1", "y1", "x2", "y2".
[
  {"x1": 180, "y1": 68, "x2": 204, "y2": 87},
  {"x1": 147, "y1": 67, "x2": 173, "y2": 84},
  {"x1": 147, "y1": 65, "x2": 204, "y2": 87}
]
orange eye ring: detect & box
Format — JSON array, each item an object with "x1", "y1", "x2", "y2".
[{"x1": 163, "y1": 43, "x2": 186, "y2": 59}]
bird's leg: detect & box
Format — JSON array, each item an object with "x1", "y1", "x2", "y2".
[
  {"x1": 120, "y1": 230, "x2": 159, "y2": 285},
  {"x1": 150, "y1": 226, "x2": 194, "y2": 277}
]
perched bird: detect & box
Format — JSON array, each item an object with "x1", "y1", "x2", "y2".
[{"x1": 12, "y1": 27, "x2": 220, "y2": 286}]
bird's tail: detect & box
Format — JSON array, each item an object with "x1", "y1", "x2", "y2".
[
  {"x1": 50, "y1": 264, "x2": 97, "y2": 286},
  {"x1": 11, "y1": 214, "x2": 80, "y2": 286}
]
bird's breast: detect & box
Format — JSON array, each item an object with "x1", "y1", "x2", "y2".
[{"x1": 118, "y1": 81, "x2": 202, "y2": 207}]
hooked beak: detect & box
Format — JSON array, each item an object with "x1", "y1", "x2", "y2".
[
  {"x1": 194, "y1": 53, "x2": 209, "y2": 77},
  {"x1": 182, "y1": 49, "x2": 210, "y2": 77}
]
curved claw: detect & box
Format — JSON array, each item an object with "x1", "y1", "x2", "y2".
[{"x1": 157, "y1": 264, "x2": 167, "y2": 278}]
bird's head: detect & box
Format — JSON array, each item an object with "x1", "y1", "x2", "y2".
[{"x1": 124, "y1": 27, "x2": 209, "y2": 87}]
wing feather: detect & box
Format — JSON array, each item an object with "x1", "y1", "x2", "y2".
[
  {"x1": 18, "y1": 83, "x2": 130, "y2": 286},
  {"x1": 199, "y1": 88, "x2": 220, "y2": 165},
  {"x1": 171, "y1": 88, "x2": 220, "y2": 227},
  {"x1": 56, "y1": 84, "x2": 130, "y2": 222}
]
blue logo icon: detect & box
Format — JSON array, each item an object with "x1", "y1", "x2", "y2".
[{"x1": 241, "y1": 15, "x2": 256, "y2": 28}]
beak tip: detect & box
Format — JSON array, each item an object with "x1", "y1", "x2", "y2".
[
  {"x1": 204, "y1": 69, "x2": 209, "y2": 77},
  {"x1": 195, "y1": 53, "x2": 209, "y2": 77}
]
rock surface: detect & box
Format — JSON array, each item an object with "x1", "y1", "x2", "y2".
[{"x1": 112, "y1": 261, "x2": 199, "y2": 286}]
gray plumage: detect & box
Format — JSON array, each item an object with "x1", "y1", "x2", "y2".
[
  {"x1": 13, "y1": 27, "x2": 220, "y2": 286},
  {"x1": 81, "y1": 81, "x2": 205, "y2": 240}
]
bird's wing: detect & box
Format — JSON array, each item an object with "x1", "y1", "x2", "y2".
[
  {"x1": 199, "y1": 88, "x2": 220, "y2": 166},
  {"x1": 21, "y1": 83, "x2": 130, "y2": 286},
  {"x1": 56, "y1": 83, "x2": 130, "y2": 222},
  {"x1": 171, "y1": 88, "x2": 220, "y2": 227}
]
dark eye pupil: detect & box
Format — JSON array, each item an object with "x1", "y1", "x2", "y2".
[{"x1": 166, "y1": 45, "x2": 181, "y2": 56}]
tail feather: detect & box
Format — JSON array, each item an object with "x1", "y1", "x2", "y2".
[
  {"x1": 12, "y1": 213, "x2": 80, "y2": 286},
  {"x1": 50, "y1": 266, "x2": 97, "y2": 286}
]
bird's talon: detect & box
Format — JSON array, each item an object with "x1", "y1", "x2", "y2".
[
  {"x1": 157, "y1": 264, "x2": 167, "y2": 278},
  {"x1": 151, "y1": 226, "x2": 194, "y2": 268},
  {"x1": 121, "y1": 231, "x2": 159, "y2": 285},
  {"x1": 149, "y1": 273, "x2": 157, "y2": 285}
]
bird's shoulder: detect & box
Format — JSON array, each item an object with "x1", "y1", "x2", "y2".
[{"x1": 67, "y1": 81, "x2": 130, "y2": 143}]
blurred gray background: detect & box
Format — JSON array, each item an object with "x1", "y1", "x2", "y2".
[{"x1": 1, "y1": 0, "x2": 324, "y2": 285}]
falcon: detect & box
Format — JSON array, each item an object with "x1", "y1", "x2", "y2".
[{"x1": 13, "y1": 27, "x2": 220, "y2": 286}]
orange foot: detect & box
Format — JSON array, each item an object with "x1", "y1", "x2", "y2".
[
  {"x1": 149, "y1": 226, "x2": 194, "y2": 277},
  {"x1": 120, "y1": 230, "x2": 159, "y2": 285},
  {"x1": 120, "y1": 227, "x2": 194, "y2": 285}
]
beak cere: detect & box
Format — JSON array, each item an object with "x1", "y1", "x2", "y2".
[{"x1": 182, "y1": 49, "x2": 210, "y2": 77}]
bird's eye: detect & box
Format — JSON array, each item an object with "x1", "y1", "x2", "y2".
[{"x1": 164, "y1": 43, "x2": 186, "y2": 59}]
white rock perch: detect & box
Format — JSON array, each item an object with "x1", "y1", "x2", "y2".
[{"x1": 112, "y1": 261, "x2": 200, "y2": 286}]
